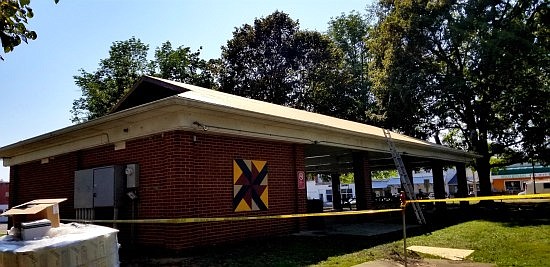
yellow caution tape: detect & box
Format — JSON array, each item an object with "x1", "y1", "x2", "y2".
[
  {"x1": 406, "y1": 193, "x2": 550, "y2": 205},
  {"x1": 62, "y1": 208, "x2": 402, "y2": 224},
  {"x1": 61, "y1": 194, "x2": 550, "y2": 224}
]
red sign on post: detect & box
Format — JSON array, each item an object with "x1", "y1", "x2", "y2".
[{"x1": 297, "y1": 171, "x2": 305, "y2": 190}]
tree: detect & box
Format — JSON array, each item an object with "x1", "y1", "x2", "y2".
[
  {"x1": 151, "y1": 41, "x2": 215, "y2": 88},
  {"x1": 72, "y1": 38, "x2": 213, "y2": 122},
  {"x1": 0, "y1": 0, "x2": 59, "y2": 60},
  {"x1": 368, "y1": 0, "x2": 549, "y2": 195},
  {"x1": 219, "y1": 11, "x2": 355, "y2": 119},
  {"x1": 292, "y1": 30, "x2": 356, "y2": 119},
  {"x1": 219, "y1": 11, "x2": 301, "y2": 105},
  {"x1": 328, "y1": 11, "x2": 374, "y2": 123},
  {"x1": 339, "y1": 170, "x2": 399, "y2": 183},
  {"x1": 71, "y1": 37, "x2": 151, "y2": 122},
  {"x1": 372, "y1": 170, "x2": 398, "y2": 180}
]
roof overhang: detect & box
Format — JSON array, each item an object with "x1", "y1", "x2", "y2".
[{"x1": 0, "y1": 76, "x2": 479, "y2": 167}]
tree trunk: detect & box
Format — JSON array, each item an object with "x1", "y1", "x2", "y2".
[
  {"x1": 476, "y1": 155, "x2": 492, "y2": 196},
  {"x1": 475, "y1": 134, "x2": 493, "y2": 196}
]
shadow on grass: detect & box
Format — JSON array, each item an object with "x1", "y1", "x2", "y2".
[
  {"x1": 121, "y1": 227, "x2": 411, "y2": 266},
  {"x1": 418, "y1": 201, "x2": 550, "y2": 229},
  {"x1": 448, "y1": 201, "x2": 550, "y2": 227},
  {"x1": 121, "y1": 202, "x2": 550, "y2": 266}
]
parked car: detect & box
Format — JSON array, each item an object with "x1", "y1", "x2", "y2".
[{"x1": 343, "y1": 198, "x2": 356, "y2": 210}]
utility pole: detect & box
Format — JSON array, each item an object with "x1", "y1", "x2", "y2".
[
  {"x1": 532, "y1": 160, "x2": 536, "y2": 194},
  {"x1": 472, "y1": 171, "x2": 478, "y2": 197}
]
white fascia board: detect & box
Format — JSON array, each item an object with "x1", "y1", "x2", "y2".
[
  {"x1": 176, "y1": 97, "x2": 478, "y2": 163},
  {"x1": 2, "y1": 96, "x2": 477, "y2": 166}
]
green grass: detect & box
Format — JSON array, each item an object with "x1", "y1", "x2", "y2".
[
  {"x1": 316, "y1": 220, "x2": 550, "y2": 267},
  {"x1": 124, "y1": 203, "x2": 550, "y2": 266}
]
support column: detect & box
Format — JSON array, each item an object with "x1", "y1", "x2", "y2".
[
  {"x1": 352, "y1": 152, "x2": 374, "y2": 210},
  {"x1": 456, "y1": 163, "x2": 469, "y2": 207},
  {"x1": 8, "y1": 165, "x2": 18, "y2": 229},
  {"x1": 8, "y1": 165, "x2": 18, "y2": 209},
  {"x1": 432, "y1": 160, "x2": 446, "y2": 210},
  {"x1": 293, "y1": 144, "x2": 307, "y2": 230},
  {"x1": 403, "y1": 156, "x2": 415, "y2": 194},
  {"x1": 331, "y1": 173, "x2": 342, "y2": 210}
]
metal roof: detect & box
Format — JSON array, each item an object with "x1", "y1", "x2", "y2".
[
  {"x1": 164, "y1": 78, "x2": 434, "y2": 148},
  {"x1": 0, "y1": 76, "x2": 478, "y2": 166},
  {"x1": 154, "y1": 77, "x2": 477, "y2": 161}
]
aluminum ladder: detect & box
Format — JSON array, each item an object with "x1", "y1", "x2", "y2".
[{"x1": 383, "y1": 129, "x2": 427, "y2": 224}]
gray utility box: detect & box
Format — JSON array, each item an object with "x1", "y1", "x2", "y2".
[{"x1": 74, "y1": 166, "x2": 124, "y2": 208}]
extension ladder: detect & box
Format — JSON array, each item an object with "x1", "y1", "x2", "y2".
[{"x1": 383, "y1": 129, "x2": 427, "y2": 224}]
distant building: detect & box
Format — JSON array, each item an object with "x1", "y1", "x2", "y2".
[
  {"x1": 0, "y1": 181, "x2": 8, "y2": 205},
  {"x1": 491, "y1": 163, "x2": 550, "y2": 194},
  {"x1": 306, "y1": 181, "x2": 355, "y2": 206},
  {"x1": 307, "y1": 169, "x2": 478, "y2": 207},
  {"x1": 0, "y1": 180, "x2": 8, "y2": 222},
  {"x1": 446, "y1": 168, "x2": 479, "y2": 196}
]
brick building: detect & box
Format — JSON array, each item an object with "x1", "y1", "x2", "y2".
[
  {"x1": 0, "y1": 76, "x2": 476, "y2": 250},
  {"x1": 0, "y1": 181, "x2": 8, "y2": 206},
  {"x1": 0, "y1": 181, "x2": 8, "y2": 222}
]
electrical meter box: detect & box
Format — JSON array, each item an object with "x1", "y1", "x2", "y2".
[
  {"x1": 125, "y1": 164, "x2": 139, "y2": 188},
  {"x1": 74, "y1": 166, "x2": 124, "y2": 208}
]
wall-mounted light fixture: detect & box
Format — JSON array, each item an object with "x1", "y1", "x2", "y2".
[{"x1": 193, "y1": 121, "x2": 208, "y2": 131}]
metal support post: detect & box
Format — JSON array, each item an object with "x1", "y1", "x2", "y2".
[{"x1": 400, "y1": 191, "x2": 408, "y2": 267}]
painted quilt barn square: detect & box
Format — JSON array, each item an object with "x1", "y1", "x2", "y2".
[{"x1": 233, "y1": 159, "x2": 268, "y2": 212}]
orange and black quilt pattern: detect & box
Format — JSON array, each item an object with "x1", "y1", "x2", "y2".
[{"x1": 233, "y1": 159, "x2": 268, "y2": 212}]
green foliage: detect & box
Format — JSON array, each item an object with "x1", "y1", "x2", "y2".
[
  {"x1": 72, "y1": 38, "x2": 213, "y2": 122},
  {"x1": 0, "y1": 0, "x2": 58, "y2": 60},
  {"x1": 219, "y1": 11, "x2": 359, "y2": 121},
  {"x1": 295, "y1": 30, "x2": 357, "y2": 119},
  {"x1": 372, "y1": 170, "x2": 397, "y2": 180},
  {"x1": 368, "y1": 0, "x2": 550, "y2": 194},
  {"x1": 71, "y1": 37, "x2": 151, "y2": 122},
  {"x1": 219, "y1": 11, "x2": 301, "y2": 105},
  {"x1": 339, "y1": 172, "x2": 354, "y2": 184},
  {"x1": 328, "y1": 11, "x2": 374, "y2": 123},
  {"x1": 337, "y1": 170, "x2": 398, "y2": 183},
  {"x1": 489, "y1": 156, "x2": 508, "y2": 173},
  {"x1": 151, "y1": 41, "x2": 215, "y2": 88}
]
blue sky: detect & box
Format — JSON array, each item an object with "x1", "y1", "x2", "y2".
[{"x1": 0, "y1": 0, "x2": 371, "y2": 180}]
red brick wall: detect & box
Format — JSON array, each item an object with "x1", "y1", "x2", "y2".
[
  {"x1": 352, "y1": 152, "x2": 374, "y2": 210},
  {"x1": 9, "y1": 153, "x2": 78, "y2": 215},
  {"x1": 0, "y1": 182, "x2": 9, "y2": 205},
  {"x1": 10, "y1": 130, "x2": 306, "y2": 250},
  {"x1": 181, "y1": 133, "x2": 305, "y2": 249}
]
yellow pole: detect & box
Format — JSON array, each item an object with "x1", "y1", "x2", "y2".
[{"x1": 400, "y1": 191, "x2": 407, "y2": 267}]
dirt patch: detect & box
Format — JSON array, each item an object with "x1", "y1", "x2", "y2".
[{"x1": 357, "y1": 259, "x2": 495, "y2": 267}]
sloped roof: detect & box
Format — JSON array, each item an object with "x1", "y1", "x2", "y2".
[
  {"x1": 144, "y1": 77, "x2": 432, "y2": 147},
  {"x1": 386, "y1": 177, "x2": 433, "y2": 186},
  {"x1": 492, "y1": 165, "x2": 550, "y2": 175},
  {"x1": 372, "y1": 180, "x2": 389, "y2": 189},
  {"x1": 0, "y1": 76, "x2": 478, "y2": 166},
  {"x1": 121, "y1": 77, "x2": 476, "y2": 159}
]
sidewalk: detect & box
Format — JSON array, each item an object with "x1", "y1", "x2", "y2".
[
  {"x1": 294, "y1": 222, "x2": 417, "y2": 237},
  {"x1": 295, "y1": 223, "x2": 496, "y2": 267},
  {"x1": 354, "y1": 245, "x2": 495, "y2": 267},
  {"x1": 355, "y1": 259, "x2": 495, "y2": 267}
]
